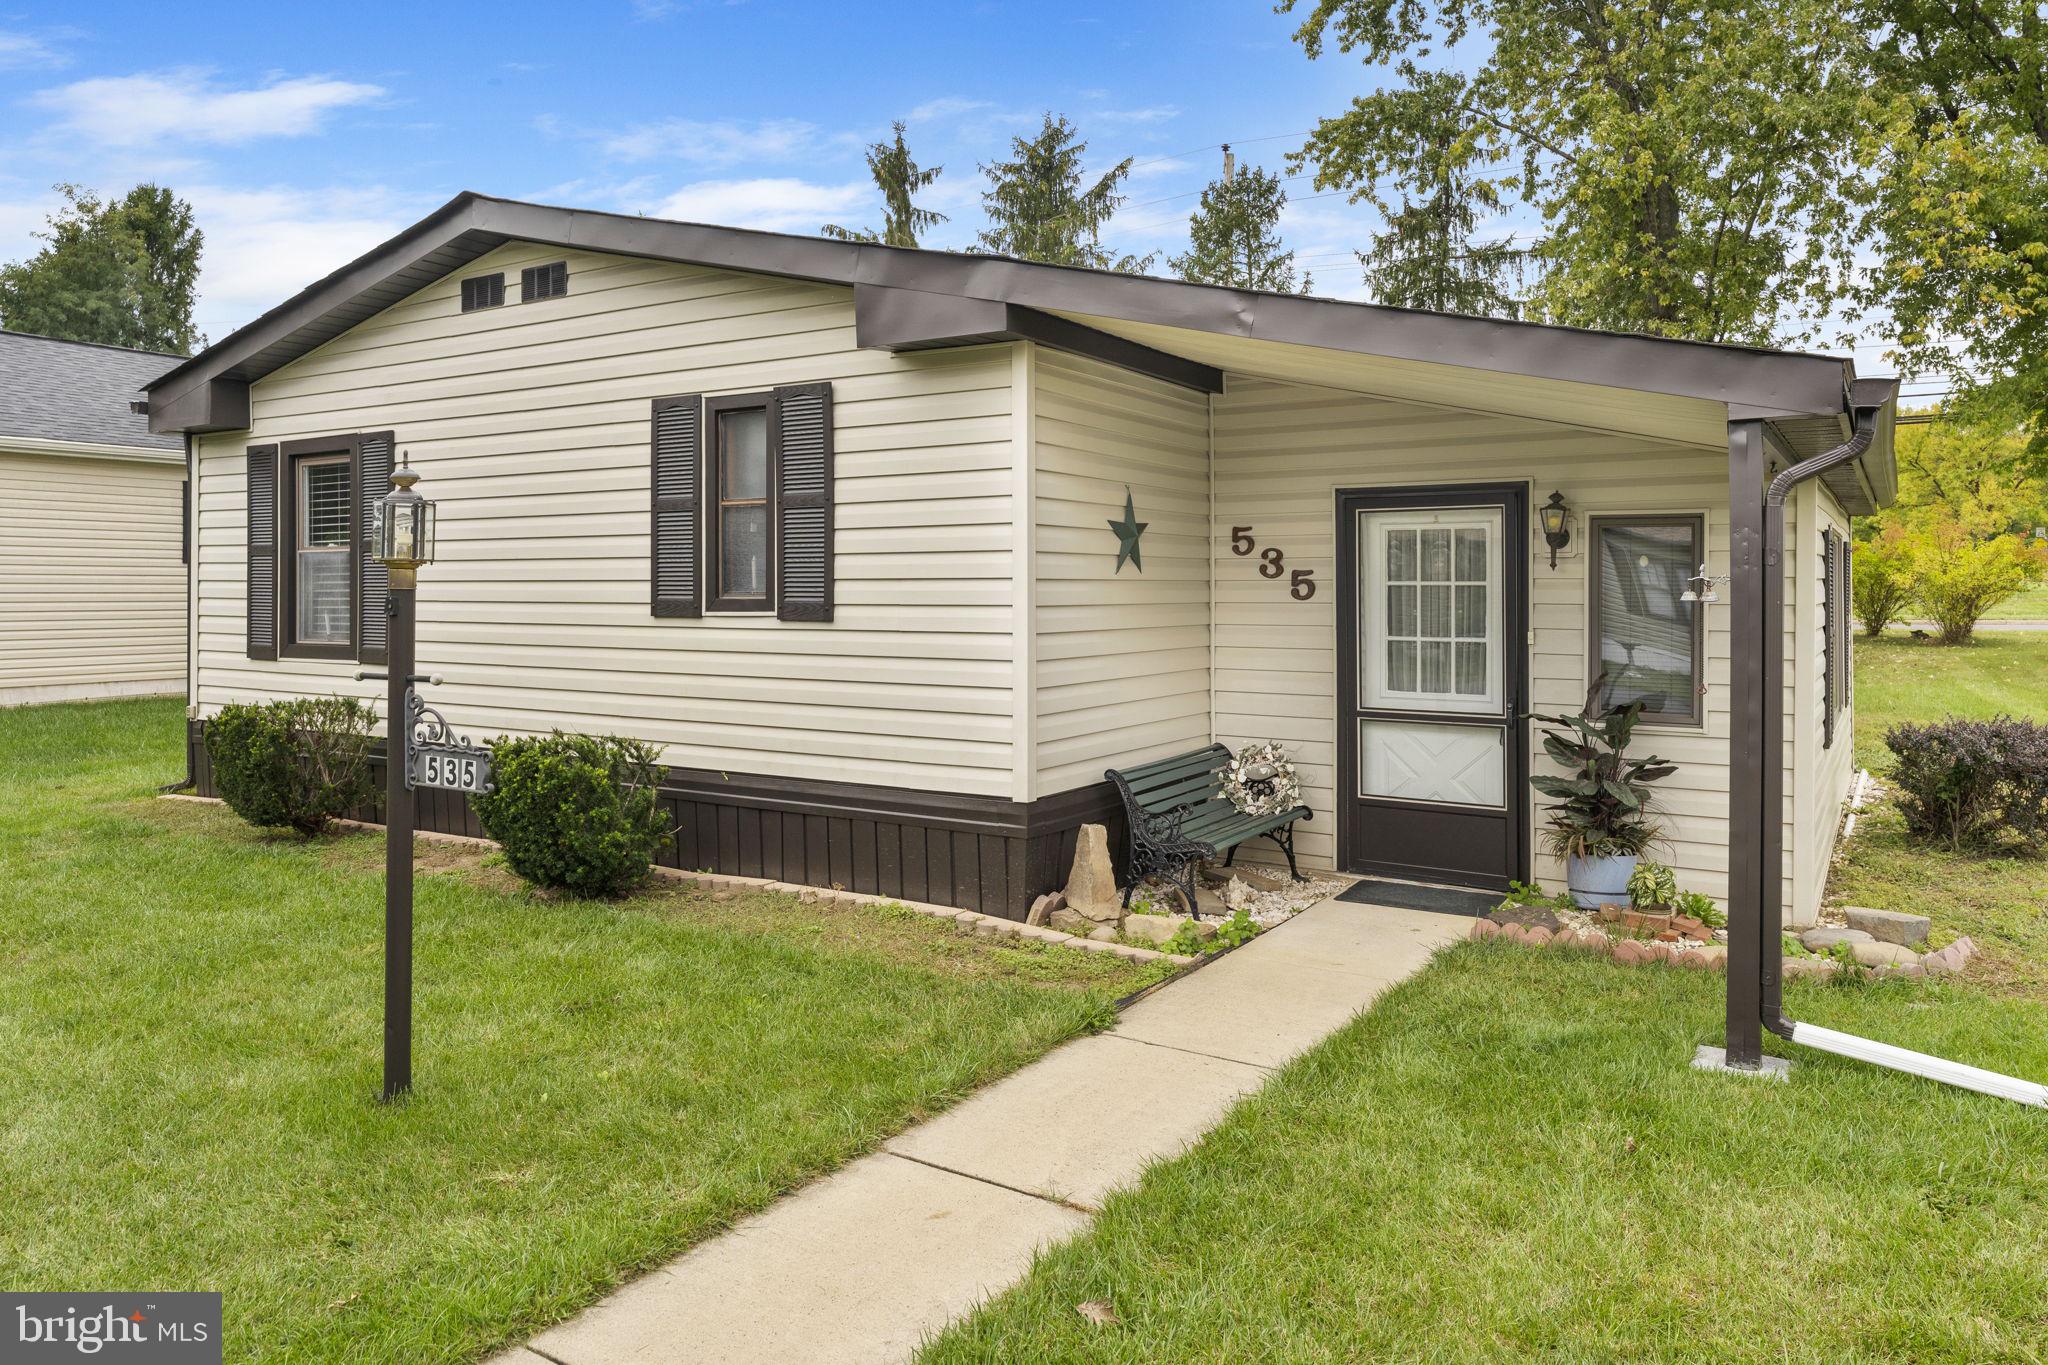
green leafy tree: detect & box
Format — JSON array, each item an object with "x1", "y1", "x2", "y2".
[
  {"x1": 1859, "y1": 0, "x2": 2048, "y2": 450},
  {"x1": 0, "y1": 183, "x2": 204, "y2": 353},
  {"x1": 1171, "y1": 162, "x2": 1310, "y2": 293},
  {"x1": 1283, "y1": 0, "x2": 1874, "y2": 344},
  {"x1": 977, "y1": 114, "x2": 1154, "y2": 272},
  {"x1": 1901, "y1": 515, "x2": 2048, "y2": 643},
  {"x1": 1852, "y1": 523, "x2": 1916, "y2": 636},
  {"x1": 822, "y1": 121, "x2": 946, "y2": 248}
]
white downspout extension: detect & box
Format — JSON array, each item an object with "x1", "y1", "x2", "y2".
[{"x1": 1787, "y1": 1024, "x2": 2048, "y2": 1107}]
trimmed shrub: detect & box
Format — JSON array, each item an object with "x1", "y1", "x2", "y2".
[
  {"x1": 1885, "y1": 715, "x2": 2048, "y2": 853},
  {"x1": 205, "y1": 697, "x2": 378, "y2": 836},
  {"x1": 1902, "y1": 520, "x2": 2047, "y2": 644},
  {"x1": 471, "y1": 731, "x2": 671, "y2": 896}
]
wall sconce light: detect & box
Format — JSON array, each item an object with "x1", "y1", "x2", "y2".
[
  {"x1": 1680, "y1": 563, "x2": 1729, "y2": 604},
  {"x1": 1538, "y1": 491, "x2": 1572, "y2": 569}
]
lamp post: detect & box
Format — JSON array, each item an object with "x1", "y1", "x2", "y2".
[{"x1": 375, "y1": 461, "x2": 435, "y2": 1101}]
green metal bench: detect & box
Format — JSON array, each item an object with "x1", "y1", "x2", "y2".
[{"x1": 1106, "y1": 743, "x2": 1311, "y2": 913}]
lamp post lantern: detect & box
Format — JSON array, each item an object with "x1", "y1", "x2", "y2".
[{"x1": 375, "y1": 460, "x2": 434, "y2": 1101}]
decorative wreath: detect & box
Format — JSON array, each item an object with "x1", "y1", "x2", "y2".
[{"x1": 1217, "y1": 741, "x2": 1302, "y2": 819}]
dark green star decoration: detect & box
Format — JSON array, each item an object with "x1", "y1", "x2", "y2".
[{"x1": 1107, "y1": 488, "x2": 1148, "y2": 573}]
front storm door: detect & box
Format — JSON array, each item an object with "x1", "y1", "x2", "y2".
[{"x1": 1337, "y1": 485, "x2": 1528, "y2": 890}]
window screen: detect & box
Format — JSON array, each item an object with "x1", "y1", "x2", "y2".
[
  {"x1": 1590, "y1": 516, "x2": 1704, "y2": 724},
  {"x1": 296, "y1": 457, "x2": 353, "y2": 645}
]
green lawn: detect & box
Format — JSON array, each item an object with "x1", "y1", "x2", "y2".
[
  {"x1": 922, "y1": 948, "x2": 2048, "y2": 1363},
  {"x1": 1986, "y1": 580, "x2": 2048, "y2": 620},
  {"x1": 917, "y1": 632, "x2": 2048, "y2": 1363},
  {"x1": 0, "y1": 698, "x2": 1159, "y2": 1364},
  {"x1": 1832, "y1": 631, "x2": 2048, "y2": 996}
]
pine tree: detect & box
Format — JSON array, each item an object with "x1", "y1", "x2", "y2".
[
  {"x1": 1360, "y1": 164, "x2": 1529, "y2": 318},
  {"x1": 822, "y1": 122, "x2": 946, "y2": 248},
  {"x1": 976, "y1": 114, "x2": 1153, "y2": 272},
  {"x1": 1171, "y1": 156, "x2": 1310, "y2": 293}
]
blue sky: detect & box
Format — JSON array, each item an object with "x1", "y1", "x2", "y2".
[{"x1": 0, "y1": 0, "x2": 1906, "y2": 385}]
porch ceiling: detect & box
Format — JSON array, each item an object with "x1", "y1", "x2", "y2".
[{"x1": 1048, "y1": 310, "x2": 1733, "y2": 449}]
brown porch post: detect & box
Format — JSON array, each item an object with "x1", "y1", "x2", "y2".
[{"x1": 1724, "y1": 419, "x2": 1768, "y2": 1069}]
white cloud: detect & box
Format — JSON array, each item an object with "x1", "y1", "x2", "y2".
[
  {"x1": 649, "y1": 178, "x2": 871, "y2": 233},
  {"x1": 601, "y1": 116, "x2": 832, "y2": 165},
  {"x1": 179, "y1": 185, "x2": 419, "y2": 339},
  {"x1": 1090, "y1": 105, "x2": 1180, "y2": 125},
  {"x1": 907, "y1": 97, "x2": 993, "y2": 124},
  {"x1": 0, "y1": 30, "x2": 65, "y2": 70},
  {"x1": 31, "y1": 70, "x2": 385, "y2": 148}
]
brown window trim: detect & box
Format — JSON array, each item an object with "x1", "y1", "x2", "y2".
[
  {"x1": 1587, "y1": 513, "x2": 1707, "y2": 729},
  {"x1": 703, "y1": 391, "x2": 776, "y2": 614},
  {"x1": 278, "y1": 433, "x2": 363, "y2": 660}
]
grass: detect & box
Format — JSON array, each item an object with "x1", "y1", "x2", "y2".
[
  {"x1": 1985, "y1": 580, "x2": 2048, "y2": 621},
  {"x1": 916, "y1": 630, "x2": 2048, "y2": 1363},
  {"x1": 922, "y1": 946, "x2": 2048, "y2": 1363},
  {"x1": 1830, "y1": 631, "x2": 2048, "y2": 996},
  {"x1": 0, "y1": 697, "x2": 1161, "y2": 1364}
]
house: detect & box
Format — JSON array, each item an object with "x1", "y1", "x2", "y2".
[
  {"x1": 143, "y1": 193, "x2": 1897, "y2": 926},
  {"x1": 0, "y1": 330, "x2": 186, "y2": 706}
]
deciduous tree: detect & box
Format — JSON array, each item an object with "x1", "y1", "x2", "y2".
[{"x1": 0, "y1": 184, "x2": 204, "y2": 354}]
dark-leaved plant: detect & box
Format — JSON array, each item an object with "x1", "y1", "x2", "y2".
[
  {"x1": 1529, "y1": 680, "x2": 1676, "y2": 860},
  {"x1": 205, "y1": 697, "x2": 377, "y2": 836}
]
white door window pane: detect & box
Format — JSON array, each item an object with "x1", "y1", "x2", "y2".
[
  {"x1": 1455, "y1": 585, "x2": 1487, "y2": 638},
  {"x1": 1454, "y1": 527, "x2": 1487, "y2": 580},
  {"x1": 1387, "y1": 528, "x2": 1417, "y2": 579},
  {"x1": 1359, "y1": 720, "x2": 1506, "y2": 806},
  {"x1": 721, "y1": 504, "x2": 768, "y2": 597},
  {"x1": 1594, "y1": 519, "x2": 1701, "y2": 722},
  {"x1": 1419, "y1": 640, "x2": 1452, "y2": 693},
  {"x1": 1419, "y1": 584, "x2": 1451, "y2": 637},
  {"x1": 1387, "y1": 639, "x2": 1417, "y2": 692},
  {"x1": 1388, "y1": 584, "x2": 1417, "y2": 635},
  {"x1": 1420, "y1": 528, "x2": 1451, "y2": 580},
  {"x1": 1455, "y1": 641, "x2": 1487, "y2": 695}
]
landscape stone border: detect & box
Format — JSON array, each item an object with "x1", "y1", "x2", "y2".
[{"x1": 1473, "y1": 914, "x2": 1976, "y2": 979}]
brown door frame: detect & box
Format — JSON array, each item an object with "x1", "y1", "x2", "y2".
[{"x1": 1335, "y1": 482, "x2": 1531, "y2": 890}]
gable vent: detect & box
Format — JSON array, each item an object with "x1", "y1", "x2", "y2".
[
  {"x1": 522, "y1": 261, "x2": 569, "y2": 302},
  {"x1": 460, "y1": 273, "x2": 504, "y2": 312}
]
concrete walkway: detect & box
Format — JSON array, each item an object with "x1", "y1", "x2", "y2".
[{"x1": 490, "y1": 895, "x2": 1463, "y2": 1365}]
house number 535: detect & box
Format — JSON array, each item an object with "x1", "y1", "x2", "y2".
[{"x1": 1230, "y1": 526, "x2": 1316, "y2": 601}]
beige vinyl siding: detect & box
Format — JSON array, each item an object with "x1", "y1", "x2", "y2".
[
  {"x1": 1793, "y1": 481, "x2": 1857, "y2": 925},
  {"x1": 0, "y1": 449, "x2": 185, "y2": 704},
  {"x1": 1030, "y1": 349, "x2": 1212, "y2": 794},
  {"x1": 1210, "y1": 375, "x2": 1819, "y2": 918},
  {"x1": 192, "y1": 242, "x2": 1019, "y2": 796}
]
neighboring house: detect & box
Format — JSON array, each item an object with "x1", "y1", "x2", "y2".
[
  {"x1": 0, "y1": 330, "x2": 185, "y2": 706},
  {"x1": 144, "y1": 193, "x2": 1896, "y2": 925}
]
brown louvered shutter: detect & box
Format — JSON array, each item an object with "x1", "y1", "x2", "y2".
[
  {"x1": 651, "y1": 395, "x2": 703, "y2": 617},
  {"x1": 1822, "y1": 528, "x2": 1838, "y2": 749},
  {"x1": 246, "y1": 445, "x2": 279, "y2": 660},
  {"x1": 772, "y1": 382, "x2": 834, "y2": 622},
  {"x1": 357, "y1": 431, "x2": 394, "y2": 664}
]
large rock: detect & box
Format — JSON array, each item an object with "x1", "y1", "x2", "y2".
[
  {"x1": 1049, "y1": 907, "x2": 1101, "y2": 936},
  {"x1": 1062, "y1": 824, "x2": 1123, "y2": 924},
  {"x1": 1851, "y1": 941, "x2": 1921, "y2": 968},
  {"x1": 1121, "y1": 913, "x2": 1189, "y2": 946},
  {"x1": 1801, "y1": 926, "x2": 1873, "y2": 952},
  {"x1": 1844, "y1": 906, "x2": 1931, "y2": 949}
]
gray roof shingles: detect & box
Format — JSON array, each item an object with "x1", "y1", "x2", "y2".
[{"x1": 0, "y1": 330, "x2": 182, "y2": 452}]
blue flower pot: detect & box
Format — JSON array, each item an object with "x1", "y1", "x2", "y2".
[{"x1": 1566, "y1": 852, "x2": 1639, "y2": 909}]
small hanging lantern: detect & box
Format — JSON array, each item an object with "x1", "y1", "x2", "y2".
[
  {"x1": 374, "y1": 460, "x2": 436, "y2": 587},
  {"x1": 1538, "y1": 491, "x2": 1572, "y2": 569},
  {"x1": 1680, "y1": 563, "x2": 1728, "y2": 604}
]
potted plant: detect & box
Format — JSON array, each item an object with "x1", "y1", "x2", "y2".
[{"x1": 1529, "y1": 679, "x2": 1676, "y2": 908}]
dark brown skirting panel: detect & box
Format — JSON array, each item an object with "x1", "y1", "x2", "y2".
[{"x1": 185, "y1": 719, "x2": 1121, "y2": 919}]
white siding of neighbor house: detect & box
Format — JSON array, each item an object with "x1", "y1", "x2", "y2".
[
  {"x1": 0, "y1": 449, "x2": 185, "y2": 705},
  {"x1": 1793, "y1": 481, "x2": 1857, "y2": 925},
  {"x1": 1210, "y1": 375, "x2": 1818, "y2": 919},
  {"x1": 1028, "y1": 349, "x2": 1213, "y2": 795},
  {"x1": 191, "y1": 242, "x2": 1021, "y2": 796}
]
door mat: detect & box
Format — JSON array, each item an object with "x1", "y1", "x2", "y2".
[{"x1": 1334, "y1": 878, "x2": 1502, "y2": 918}]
